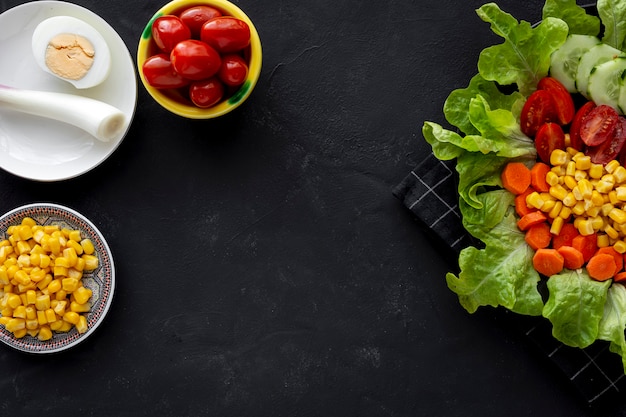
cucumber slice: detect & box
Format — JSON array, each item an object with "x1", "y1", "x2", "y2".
[
  {"x1": 576, "y1": 43, "x2": 623, "y2": 98},
  {"x1": 588, "y1": 56, "x2": 626, "y2": 111},
  {"x1": 550, "y1": 34, "x2": 600, "y2": 93}
]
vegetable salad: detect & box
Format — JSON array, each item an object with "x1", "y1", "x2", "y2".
[{"x1": 424, "y1": 0, "x2": 626, "y2": 372}]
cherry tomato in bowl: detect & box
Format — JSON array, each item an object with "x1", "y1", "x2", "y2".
[{"x1": 136, "y1": 0, "x2": 262, "y2": 119}]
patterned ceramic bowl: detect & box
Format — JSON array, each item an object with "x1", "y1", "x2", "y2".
[
  {"x1": 136, "y1": 0, "x2": 262, "y2": 118},
  {"x1": 0, "y1": 203, "x2": 114, "y2": 353}
]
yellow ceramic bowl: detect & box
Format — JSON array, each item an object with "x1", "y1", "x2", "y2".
[{"x1": 137, "y1": 0, "x2": 262, "y2": 118}]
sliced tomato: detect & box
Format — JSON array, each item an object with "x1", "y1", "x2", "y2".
[
  {"x1": 520, "y1": 90, "x2": 558, "y2": 138},
  {"x1": 535, "y1": 122, "x2": 565, "y2": 164},
  {"x1": 537, "y1": 77, "x2": 575, "y2": 125},
  {"x1": 569, "y1": 101, "x2": 595, "y2": 151},
  {"x1": 588, "y1": 116, "x2": 626, "y2": 164},
  {"x1": 580, "y1": 104, "x2": 619, "y2": 146}
]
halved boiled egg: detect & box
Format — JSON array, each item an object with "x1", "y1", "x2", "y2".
[{"x1": 32, "y1": 16, "x2": 112, "y2": 89}]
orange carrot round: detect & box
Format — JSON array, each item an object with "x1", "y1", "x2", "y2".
[
  {"x1": 557, "y1": 246, "x2": 584, "y2": 270},
  {"x1": 586, "y1": 253, "x2": 617, "y2": 281},
  {"x1": 530, "y1": 162, "x2": 550, "y2": 193},
  {"x1": 525, "y1": 222, "x2": 551, "y2": 250},
  {"x1": 595, "y1": 247, "x2": 623, "y2": 272},
  {"x1": 515, "y1": 187, "x2": 536, "y2": 217},
  {"x1": 571, "y1": 233, "x2": 598, "y2": 262},
  {"x1": 614, "y1": 271, "x2": 626, "y2": 282},
  {"x1": 552, "y1": 223, "x2": 578, "y2": 250},
  {"x1": 501, "y1": 162, "x2": 531, "y2": 195},
  {"x1": 517, "y1": 211, "x2": 548, "y2": 231},
  {"x1": 533, "y1": 248, "x2": 564, "y2": 276}
]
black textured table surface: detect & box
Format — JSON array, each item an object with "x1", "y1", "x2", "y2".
[{"x1": 0, "y1": 0, "x2": 624, "y2": 416}]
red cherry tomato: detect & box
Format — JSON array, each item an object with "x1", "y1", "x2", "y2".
[
  {"x1": 520, "y1": 90, "x2": 557, "y2": 138},
  {"x1": 201, "y1": 17, "x2": 251, "y2": 53},
  {"x1": 189, "y1": 77, "x2": 225, "y2": 108},
  {"x1": 588, "y1": 116, "x2": 626, "y2": 164},
  {"x1": 142, "y1": 54, "x2": 190, "y2": 89},
  {"x1": 569, "y1": 101, "x2": 596, "y2": 151},
  {"x1": 170, "y1": 40, "x2": 222, "y2": 81},
  {"x1": 537, "y1": 77, "x2": 575, "y2": 125},
  {"x1": 535, "y1": 122, "x2": 565, "y2": 164},
  {"x1": 152, "y1": 15, "x2": 192, "y2": 53},
  {"x1": 580, "y1": 104, "x2": 619, "y2": 146},
  {"x1": 218, "y1": 54, "x2": 248, "y2": 87},
  {"x1": 179, "y1": 6, "x2": 222, "y2": 38}
]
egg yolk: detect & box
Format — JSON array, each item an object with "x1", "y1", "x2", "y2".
[{"x1": 44, "y1": 34, "x2": 95, "y2": 81}]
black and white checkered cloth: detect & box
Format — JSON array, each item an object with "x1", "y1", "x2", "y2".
[{"x1": 393, "y1": 152, "x2": 626, "y2": 404}]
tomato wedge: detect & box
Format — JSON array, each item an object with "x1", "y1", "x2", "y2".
[
  {"x1": 588, "y1": 116, "x2": 626, "y2": 165},
  {"x1": 520, "y1": 90, "x2": 558, "y2": 138},
  {"x1": 537, "y1": 77, "x2": 575, "y2": 125},
  {"x1": 569, "y1": 101, "x2": 595, "y2": 151},
  {"x1": 580, "y1": 104, "x2": 619, "y2": 147},
  {"x1": 535, "y1": 122, "x2": 565, "y2": 164}
]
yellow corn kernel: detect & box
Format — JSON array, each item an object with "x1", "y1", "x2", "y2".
[
  {"x1": 49, "y1": 320, "x2": 63, "y2": 331},
  {"x1": 12, "y1": 305, "x2": 26, "y2": 319},
  {"x1": 54, "y1": 256, "x2": 70, "y2": 268},
  {"x1": 615, "y1": 240, "x2": 626, "y2": 254},
  {"x1": 36, "y1": 274, "x2": 52, "y2": 291},
  {"x1": 67, "y1": 268, "x2": 82, "y2": 281},
  {"x1": 550, "y1": 184, "x2": 568, "y2": 201},
  {"x1": 76, "y1": 315, "x2": 88, "y2": 334},
  {"x1": 5, "y1": 318, "x2": 25, "y2": 332},
  {"x1": 591, "y1": 190, "x2": 605, "y2": 207},
  {"x1": 548, "y1": 201, "x2": 563, "y2": 219},
  {"x1": 63, "y1": 311, "x2": 79, "y2": 325},
  {"x1": 73, "y1": 286, "x2": 92, "y2": 305},
  {"x1": 82, "y1": 255, "x2": 98, "y2": 271},
  {"x1": 0, "y1": 308, "x2": 12, "y2": 318},
  {"x1": 560, "y1": 206, "x2": 572, "y2": 220},
  {"x1": 66, "y1": 239, "x2": 83, "y2": 255},
  {"x1": 12, "y1": 328, "x2": 26, "y2": 338},
  {"x1": 596, "y1": 179, "x2": 615, "y2": 193},
  {"x1": 0, "y1": 316, "x2": 9, "y2": 326},
  {"x1": 53, "y1": 300, "x2": 67, "y2": 316},
  {"x1": 578, "y1": 219, "x2": 595, "y2": 236},
  {"x1": 44, "y1": 308, "x2": 56, "y2": 323},
  {"x1": 591, "y1": 216, "x2": 605, "y2": 230},
  {"x1": 546, "y1": 171, "x2": 561, "y2": 186},
  {"x1": 606, "y1": 160, "x2": 621, "y2": 174},
  {"x1": 551, "y1": 149, "x2": 569, "y2": 166},
  {"x1": 36, "y1": 310, "x2": 47, "y2": 325},
  {"x1": 7, "y1": 293, "x2": 21, "y2": 309},
  {"x1": 62, "y1": 277, "x2": 79, "y2": 292},
  {"x1": 12, "y1": 270, "x2": 30, "y2": 286},
  {"x1": 15, "y1": 240, "x2": 30, "y2": 255},
  {"x1": 46, "y1": 279, "x2": 61, "y2": 294},
  {"x1": 610, "y1": 207, "x2": 626, "y2": 224},
  {"x1": 575, "y1": 154, "x2": 592, "y2": 171},
  {"x1": 565, "y1": 161, "x2": 576, "y2": 177},
  {"x1": 615, "y1": 166, "x2": 626, "y2": 183},
  {"x1": 586, "y1": 205, "x2": 602, "y2": 218},
  {"x1": 55, "y1": 290, "x2": 67, "y2": 301},
  {"x1": 29, "y1": 268, "x2": 46, "y2": 283},
  {"x1": 68, "y1": 229, "x2": 81, "y2": 242},
  {"x1": 25, "y1": 305, "x2": 36, "y2": 320},
  {"x1": 57, "y1": 320, "x2": 72, "y2": 332},
  {"x1": 575, "y1": 169, "x2": 589, "y2": 181},
  {"x1": 598, "y1": 233, "x2": 611, "y2": 248},
  {"x1": 550, "y1": 216, "x2": 565, "y2": 235},
  {"x1": 606, "y1": 224, "x2": 620, "y2": 240},
  {"x1": 590, "y1": 164, "x2": 605, "y2": 179},
  {"x1": 62, "y1": 247, "x2": 78, "y2": 267},
  {"x1": 37, "y1": 325, "x2": 52, "y2": 341},
  {"x1": 80, "y1": 239, "x2": 95, "y2": 255},
  {"x1": 35, "y1": 294, "x2": 50, "y2": 311},
  {"x1": 541, "y1": 199, "x2": 556, "y2": 213},
  {"x1": 70, "y1": 301, "x2": 90, "y2": 313},
  {"x1": 563, "y1": 175, "x2": 577, "y2": 190},
  {"x1": 53, "y1": 265, "x2": 68, "y2": 277}
]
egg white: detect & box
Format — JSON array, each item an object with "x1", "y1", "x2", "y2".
[{"x1": 32, "y1": 16, "x2": 112, "y2": 89}]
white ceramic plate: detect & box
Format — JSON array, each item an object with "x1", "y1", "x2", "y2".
[
  {"x1": 0, "y1": 203, "x2": 115, "y2": 353},
  {"x1": 0, "y1": 1, "x2": 137, "y2": 181}
]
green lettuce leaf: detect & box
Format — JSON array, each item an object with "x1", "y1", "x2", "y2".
[
  {"x1": 460, "y1": 189, "x2": 513, "y2": 237},
  {"x1": 476, "y1": 3, "x2": 569, "y2": 95},
  {"x1": 422, "y1": 122, "x2": 475, "y2": 161},
  {"x1": 456, "y1": 151, "x2": 515, "y2": 210},
  {"x1": 542, "y1": 0, "x2": 601, "y2": 36},
  {"x1": 444, "y1": 74, "x2": 525, "y2": 136},
  {"x1": 598, "y1": 284, "x2": 626, "y2": 373},
  {"x1": 597, "y1": 0, "x2": 626, "y2": 50},
  {"x1": 542, "y1": 269, "x2": 611, "y2": 348},
  {"x1": 446, "y1": 211, "x2": 543, "y2": 315}
]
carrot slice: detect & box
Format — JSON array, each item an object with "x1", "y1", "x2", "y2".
[
  {"x1": 525, "y1": 222, "x2": 551, "y2": 250},
  {"x1": 533, "y1": 248, "x2": 564, "y2": 276},
  {"x1": 571, "y1": 233, "x2": 598, "y2": 262},
  {"x1": 517, "y1": 211, "x2": 548, "y2": 231},
  {"x1": 501, "y1": 162, "x2": 531, "y2": 195},
  {"x1": 552, "y1": 222, "x2": 578, "y2": 250},
  {"x1": 595, "y1": 247, "x2": 623, "y2": 272},
  {"x1": 557, "y1": 246, "x2": 584, "y2": 270},
  {"x1": 530, "y1": 162, "x2": 551, "y2": 193},
  {"x1": 614, "y1": 271, "x2": 626, "y2": 282},
  {"x1": 586, "y1": 253, "x2": 617, "y2": 281},
  {"x1": 515, "y1": 187, "x2": 536, "y2": 217}
]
